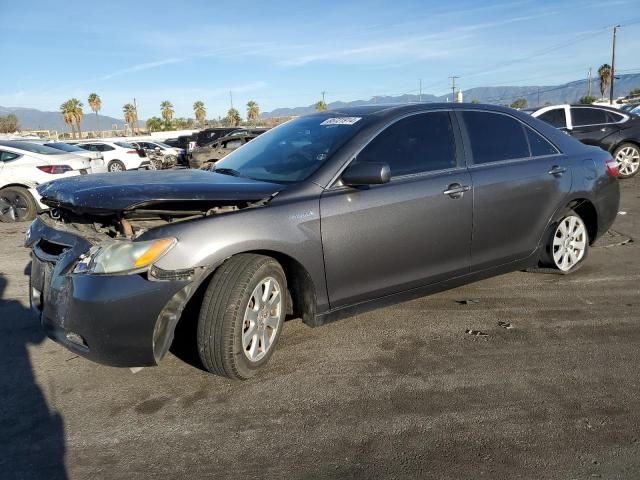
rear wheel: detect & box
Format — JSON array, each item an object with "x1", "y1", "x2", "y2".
[
  {"x1": 541, "y1": 210, "x2": 589, "y2": 274},
  {"x1": 108, "y1": 160, "x2": 126, "y2": 172},
  {"x1": 197, "y1": 254, "x2": 286, "y2": 379},
  {"x1": 0, "y1": 187, "x2": 37, "y2": 223},
  {"x1": 614, "y1": 143, "x2": 640, "y2": 179}
]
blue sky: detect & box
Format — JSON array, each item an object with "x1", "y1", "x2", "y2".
[{"x1": 1, "y1": 0, "x2": 639, "y2": 119}]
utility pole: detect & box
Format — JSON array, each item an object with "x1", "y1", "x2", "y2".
[
  {"x1": 419, "y1": 79, "x2": 422, "y2": 102},
  {"x1": 449, "y1": 76, "x2": 459, "y2": 102},
  {"x1": 229, "y1": 91, "x2": 234, "y2": 109},
  {"x1": 537, "y1": 87, "x2": 540, "y2": 107},
  {"x1": 587, "y1": 67, "x2": 592, "y2": 97},
  {"x1": 610, "y1": 25, "x2": 620, "y2": 105},
  {"x1": 321, "y1": 91, "x2": 326, "y2": 104},
  {"x1": 133, "y1": 97, "x2": 139, "y2": 134}
]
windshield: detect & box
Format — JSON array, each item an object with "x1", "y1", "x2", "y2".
[
  {"x1": 214, "y1": 114, "x2": 368, "y2": 183},
  {"x1": 0, "y1": 141, "x2": 65, "y2": 155},
  {"x1": 44, "y1": 142, "x2": 85, "y2": 152}
]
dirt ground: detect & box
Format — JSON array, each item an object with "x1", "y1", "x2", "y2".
[{"x1": 1, "y1": 177, "x2": 639, "y2": 480}]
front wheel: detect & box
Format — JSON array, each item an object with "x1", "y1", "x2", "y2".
[
  {"x1": 614, "y1": 143, "x2": 640, "y2": 179},
  {"x1": 197, "y1": 254, "x2": 286, "y2": 379},
  {"x1": 542, "y1": 210, "x2": 589, "y2": 273}
]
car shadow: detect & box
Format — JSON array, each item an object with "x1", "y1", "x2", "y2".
[{"x1": 0, "y1": 270, "x2": 68, "y2": 479}]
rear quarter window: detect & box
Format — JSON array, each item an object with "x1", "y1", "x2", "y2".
[{"x1": 538, "y1": 108, "x2": 567, "y2": 129}]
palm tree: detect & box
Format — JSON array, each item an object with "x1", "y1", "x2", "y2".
[
  {"x1": 87, "y1": 93, "x2": 101, "y2": 135},
  {"x1": 598, "y1": 64, "x2": 612, "y2": 99},
  {"x1": 68, "y1": 98, "x2": 84, "y2": 139},
  {"x1": 160, "y1": 101, "x2": 174, "y2": 128},
  {"x1": 246, "y1": 100, "x2": 260, "y2": 124},
  {"x1": 315, "y1": 100, "x2": 327, "y2": 112},
  {"x1": 60, "y1": 100, "x2": 76, "y2": 139},
  {"x1": 226, "y1": 108, "x2": 241, "y2": 127},
  {"x1": 193, "y1": 101, "x2": 206, "y2": 127},
  {"x1": 123, "y1": 103, "x2": 138, "y2": 134}
]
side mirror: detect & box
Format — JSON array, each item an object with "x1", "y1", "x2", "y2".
[{"x1": 342, "y1": 162, "x2": 391, "y2": 187}]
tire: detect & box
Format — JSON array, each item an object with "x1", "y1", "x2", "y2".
[
  {"x1": 149, "y1": 158, "x2": 163, "y2": 170},
  {"x1": 540, "y1": 209, "x2": 589, "y2": 274},
  {"x1": 614, "y1": 143, "x2": 640, "y2": 179},
  {"x1": 107, "y1": 160, "x2": 126, "y2": 172},
  {"x1": 0, "y1": 186, "x2": 37, "y2": 223},
  {"x1": 197, "y1": 254, "x2": 287, "y2": 379}
]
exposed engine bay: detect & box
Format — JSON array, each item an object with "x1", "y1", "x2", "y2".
[{"x1": 39, "y1": 198, "x2": 270, "y2": 242}]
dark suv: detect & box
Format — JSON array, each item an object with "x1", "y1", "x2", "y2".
[{"x1": 27, "y1": 104, "x2": 620, "y2": 379}]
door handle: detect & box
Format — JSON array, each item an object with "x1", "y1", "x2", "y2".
[
  {"x1": 443, "y1": 183, "x2": 470, "y2": 198},
  {"x1": 548, "y1": 166, "x2": 566, "y2": 176}
]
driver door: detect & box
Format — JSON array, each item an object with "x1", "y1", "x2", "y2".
[{"x1": 320, "y1": 111, "x2": 473, "y2": 308}]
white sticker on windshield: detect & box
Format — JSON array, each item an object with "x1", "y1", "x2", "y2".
[{"x1": 320, "y1": 117, "x2": 361, "y2": 126}]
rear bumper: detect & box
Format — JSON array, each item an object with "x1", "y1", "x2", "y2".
[
  {"x1": 27, "y1": 218, "x2": 194, "y2": 367},
  {"x1": 594, "y1": 178, "x2": 620, "y2": 240}
]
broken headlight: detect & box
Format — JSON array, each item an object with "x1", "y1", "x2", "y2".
[{"x1": 74, "y1": 238, "x2": 176, "y2": 274}]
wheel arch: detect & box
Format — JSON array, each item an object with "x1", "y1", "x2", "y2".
[{"x1": 566, "y1": 198, "x2": 598, "y2": 245}]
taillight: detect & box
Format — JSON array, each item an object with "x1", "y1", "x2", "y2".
[
  {"x1": 605, "y1": 159, "x2": 619, "y2": 177},
  {"x1": 127, "y1": 150, "x2": 138, "y2": 154},
  {"x1": 37, "y1": 165, "x2": 73, "y2": 174}
]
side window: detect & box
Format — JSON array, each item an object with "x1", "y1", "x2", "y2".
[
  {"x1": 606, "y1": 111, "x2": 624, "y2": 123},
  {"x1": 525, "y1": 127, "x2": 558, "y2": 157},
  {"x1": 461, "y1": 111, "x2": 529, "y2": 164},
  {"x1": 0, "y1": 150, "x2": 20, "y2": 162},
  {"x1": 357, "y1": 112, "x2": 456, "y2": 177},
  {"x1": 571, "y1": 107, "x2": 608, "y2": 126},
  {"x1": 99, "y1": 144, "x2": 115, "y2": 151},
  {"x1": 79, "y1": 144, "x2": 94, "y2": 151},
  {"x1": 538, "y1": 108, "x2": 567, "y2": 128}
]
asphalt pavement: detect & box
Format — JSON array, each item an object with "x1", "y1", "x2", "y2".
[{"x1": 1, "y1": 177, "x2": 638, "y2": 479}]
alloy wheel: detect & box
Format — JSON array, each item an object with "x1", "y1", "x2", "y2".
[
  {"x1": 0, "y1": 191, "x2": 29, "y2": 222},
  {"x1": 552, "y1": 215, "x2": 587, "y2": 271},
  {"x1": 242, "y1": 277, "x2": 282, "y2": 362},
  {"x1": 109, "y1": 162, "x2": 123, "y2": 172},
  {"x1": 616, "y1": 146, "x2": 640, "y2": 176}
]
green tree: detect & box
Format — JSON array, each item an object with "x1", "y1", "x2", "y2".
[
  {"x1": 67, "y1": 98, "x2": 84, "y2": 138},
  {"x1": 246, "y1": 100, "x2": 260, "y2": 124},
  {"x1": 629, "y1": 88, "x2": 640, "y2": 97},
  {"x1": 470, "y1": 99, "x2": 481, "y2": 104},
  {"x1": 122, "y1": 103, "x2": 138, "y2": 134},
  {"x1": 146, "y1": 116, "x2": 163, "y2": 132},
  {"x1": 225, "y1": 108, "x2": 241, "y2": 126},
  {"x1": 193, "y1": 101, "x2": 206, "y2": 127},
  {"x1": 160, "y1": 100, "x2": 174, "y2": 127},
  {"x1": 60, "y1": 99, "x2": 82, "y2": 139},
  {"x1": 598, "y1": 64, "x2": 612, "y2": 99},
  {"x1": 315, "y1": 100, "x2": 327, "y2": 112},
  {"x1": 578, "y1": 95, "x2": 598, "y2": 104},
  {"x1": 510, "y1": 98, "x2": 528, "y2": 109},
  {"x1": 87, "y1": 93, "x2": 101, "y2": 134}
]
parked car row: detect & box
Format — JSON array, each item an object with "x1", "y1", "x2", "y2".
[
  {"x1": 189, "y1": 128, "x2": 269, "y2": 169},
  {"x1": 525, "y1": 103, "x2": 640, "y2": 178}
]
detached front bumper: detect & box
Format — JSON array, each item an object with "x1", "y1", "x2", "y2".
[{"x1": 27, "y1": 217, "x2": 195, "y2": 367}]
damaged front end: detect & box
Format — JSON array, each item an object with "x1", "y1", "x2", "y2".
[{"x1": 26, "y1": 175, "x2": 280, "y2": 367}]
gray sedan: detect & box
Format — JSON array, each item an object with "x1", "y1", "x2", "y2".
[{"x1": 27, "y1": 103, "x2": 620, "y2": 379}]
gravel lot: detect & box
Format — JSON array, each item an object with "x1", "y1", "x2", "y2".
[{"x1": 1, "y1": 177, "x2": 639, "y2": 480}]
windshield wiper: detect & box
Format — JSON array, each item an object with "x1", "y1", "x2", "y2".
[{"x1": 213, "y1": 167, "x2": 243, "y2": 177}]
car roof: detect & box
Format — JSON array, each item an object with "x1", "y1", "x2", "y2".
[{"x1": 317, "y1": 102, "x2": 528, "y2": 119}]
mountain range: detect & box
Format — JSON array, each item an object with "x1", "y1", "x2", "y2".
[
  {"x1": 2, "y1": 74, "x2": 639, "y2": 130},
  {"x1": 262, "y1": 73, "x2": 640, "y2": 118}
]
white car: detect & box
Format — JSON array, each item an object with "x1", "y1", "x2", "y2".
[
  {"x1": 0, "y1": 141, "x2": 89, "y2": 222},
  {"x1": 16, "y1": 140, "x2": 108, "y2": 173},
  {"x1": 73, "y1": 141, "x2": 150, "y2": 172}
]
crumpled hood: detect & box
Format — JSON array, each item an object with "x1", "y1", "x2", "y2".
[{"x1": 37, "y1": 169, "x2": 284, "y2": 212}]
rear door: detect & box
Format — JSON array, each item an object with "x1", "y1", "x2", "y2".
[
  {"x1": 535, "y1": 106, "x2": 570, "y2": 131},
  {"x1": 320, "y1": 111, "x2": 473, "y2": 308},
  {"x1": 569, "y1": 106, "x2": 621, "y2": 146},
  {"x1": 456, "y1": 110, "x2": 571, "y2": 271}
]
